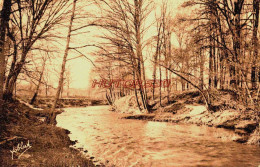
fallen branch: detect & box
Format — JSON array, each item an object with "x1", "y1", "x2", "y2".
[
  {"x1": 159, "y1": 63, "x2": 210, "y2": 110},
  {"x1": 0, "y1": 136, "x2": 23, "y2": 145}
]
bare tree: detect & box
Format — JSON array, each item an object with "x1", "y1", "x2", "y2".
[
  {"x1": 94, "y1": 0, "x2": 153, "y2": 112},
  {"x1": 30, "y1": 55, "x2": 48, "y2": 104},
  {"x1": 4, "y1": 0, "x2": 69, "y2": 100},
  {"x1": 48, "y1": 0, "x2": 77, "y2": 124}
]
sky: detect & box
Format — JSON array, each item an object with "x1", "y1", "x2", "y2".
[
  {"x1": 25, "y1": 0, "x2": 188, "y2": 91},
  {"x1": 61, "y1": 0, "x2": 188, "y2": 90},
  {"x1": 16, "y1": 0, "x2": 259, "y2": 92}
]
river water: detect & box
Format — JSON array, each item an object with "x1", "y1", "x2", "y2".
[{"x1": 56, "y1": 106, "x2": 260, "y2": 167}]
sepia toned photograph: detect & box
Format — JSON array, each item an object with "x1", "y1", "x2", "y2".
[{"x1": 0, "y1": 0, "x2": 259, "y2": 166}]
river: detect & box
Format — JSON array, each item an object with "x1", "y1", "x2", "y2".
[{"x1": 56, "y1": 106, "x2": 260, "y2": 167}]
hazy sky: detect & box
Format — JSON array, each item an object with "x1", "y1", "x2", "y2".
[{"x1": 48, "y1": 0, "x2": 188, "y2": 90}]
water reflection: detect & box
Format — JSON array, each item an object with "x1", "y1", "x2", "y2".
[{"x1": 57, "y1": 106, "x2": 260, "y2": 167}]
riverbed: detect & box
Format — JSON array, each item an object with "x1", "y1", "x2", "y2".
[{"x1": 56, "y1": 106, "x2": 260, "y2": 167}]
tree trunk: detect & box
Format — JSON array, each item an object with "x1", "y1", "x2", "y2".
[
  {"x1": 30, "y1": 59, "x2": 46, "y2": 105},
  {"x1": 159, "y1": 52, "x2": 162, "y2": 106},
  {"x1": 251, "y1": 0, "x2": 259, "y2": 89},
  {"x1": 199, "y1": 48, "x2": 204, "y2": 90},
  {"x1": 133, "y1": 70, "x2": 141, "y2": 110},
  {"x1": 166, "y1": 32, "x2": 171, "y2": 103},
  {"x1": 153, "y1": 23, "x2": 162, "y2": 100},
  {"x1": 209, "y1": 36, "x2": 214, "y2": 90},
  {"x1": 215, "y1": 5, "x2": 228, "y2": 89},
  {"x1": 48, "y1": 0, "x2": 77, "y2": 124},
  {"x1": 213, "y1": 33, "x2": 218, "y2": 88},
  {"x1": 134, "y1": 0, "x2": 148, "y2": 112},
  {"x1": 0, "y1": 0, "x2": 11, "y2": 107},
  {"x1": 231, "y1": 0, "x2": 243, "y2": 89}
]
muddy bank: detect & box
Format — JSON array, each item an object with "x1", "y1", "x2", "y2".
[
  {"x1": 0, "y1": 101, "x2": 96, "y2": 166},
  {"x1": 113, "y1": 91, "x2": 260, "y2": 146}
]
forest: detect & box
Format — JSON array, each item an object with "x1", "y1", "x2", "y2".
[{"x1": 0, "y1": 0, "x2": 259, "y2": 122}]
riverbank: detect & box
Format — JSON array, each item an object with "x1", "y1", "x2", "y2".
[
  {"x1": 0, "y1": 100, "x2": 96, "y2": 166},
  {"x1": 113, "y1": 90, "x2": 260, "y2": 145},
  {"x1": 18, "y1": 95, "x2": 108, "y2": 109}
]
